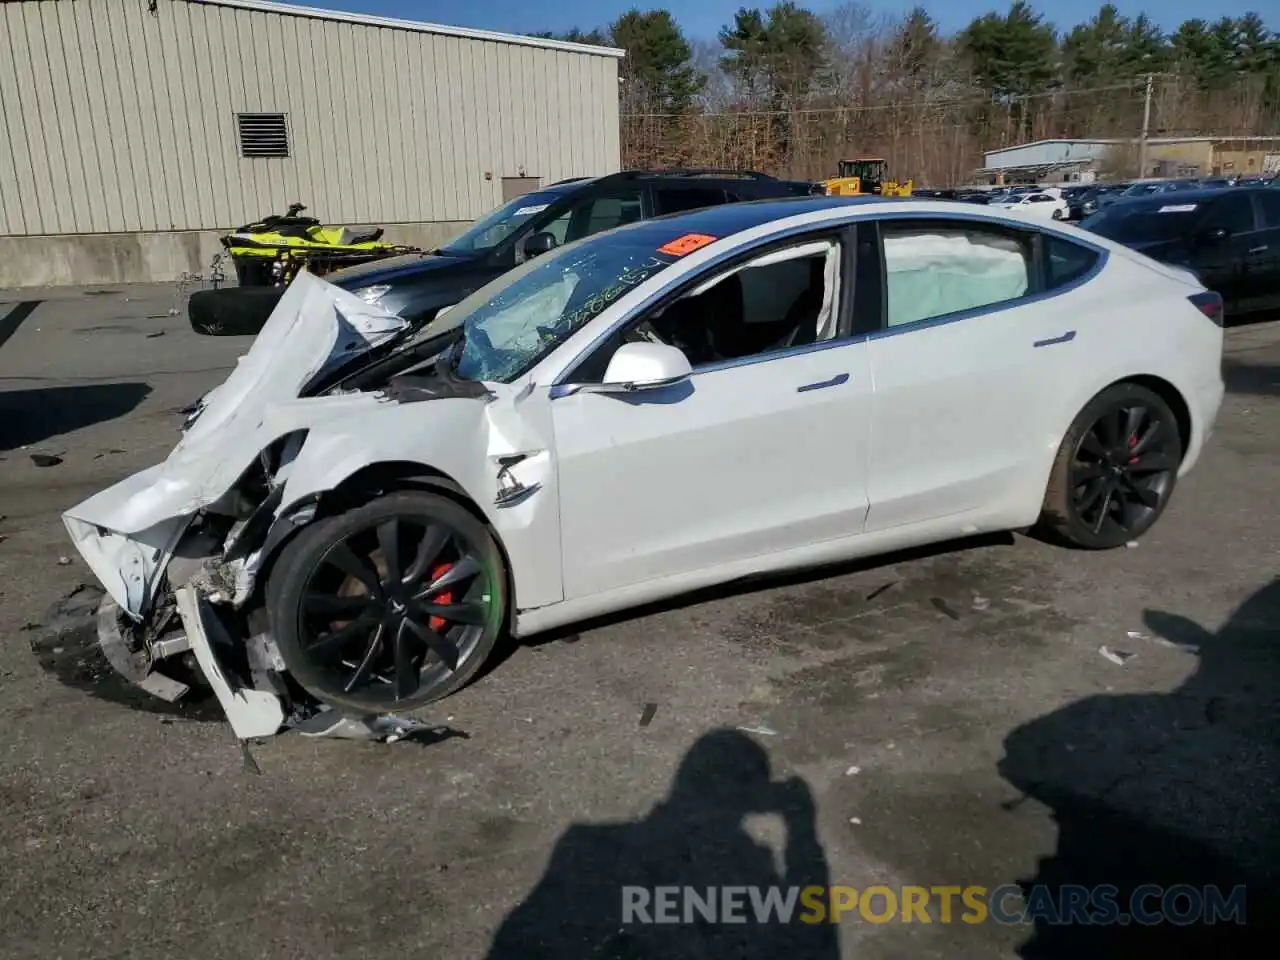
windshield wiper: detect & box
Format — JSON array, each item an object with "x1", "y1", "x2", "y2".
[{"x1": 442, "y1": 331, "x2": 466, "y2": 374}]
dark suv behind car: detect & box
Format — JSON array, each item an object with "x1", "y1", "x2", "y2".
[
  {"x1": 1081, "y1": 186, "x2": 1280, "y2": 316},
  {"x1": 190, "y1": 170, "x2": 823, "y2": 335}
]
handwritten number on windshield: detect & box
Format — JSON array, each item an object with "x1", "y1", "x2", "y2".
[{"x1": 556, "y1": 255, "x2": 674, "y2": 334}]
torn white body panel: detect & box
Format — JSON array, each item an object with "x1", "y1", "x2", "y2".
[
  {"x1": 273, "y1": 388, "x2": 564, "y2": 613},
  {"x1": 174, "y1": 587, "x2": 284, "y2": 739},
  {"x1": 62, "y1": 269, "x2": 563, "y2": 620},
  {"x1": 62, "y1": 274, "x2": 406, "y2": 616}
]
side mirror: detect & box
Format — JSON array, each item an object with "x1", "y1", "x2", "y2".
[
  {"x1": 600, "y1": 342, "x2": 692, "y2": 391},
  {"x1": 523, "y1": 232, "x2": 557, "y2": 258}
]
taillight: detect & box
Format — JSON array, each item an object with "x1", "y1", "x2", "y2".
[{"x1": 1188, "y1": 290, "x2": 1223, "y2": 326}]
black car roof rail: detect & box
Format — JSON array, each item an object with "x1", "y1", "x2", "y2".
[
  {"x1": 611, "y1": 169, "x2": 777, "y2": 182},
  {"x1": 548, "y1": 176, "x2": 594, "y2": 186}
]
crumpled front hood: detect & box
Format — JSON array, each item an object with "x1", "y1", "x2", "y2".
[
  {"x1": 183, "y1": 270, "x2": 409, "y2": 442},
  {"x1": 63, "y1": 272, "x2": 411, "y2": 615}
]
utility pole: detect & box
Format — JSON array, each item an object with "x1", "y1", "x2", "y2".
[{"x1": 1138, "y1": 74, "x2": 1153, "y2": 177}]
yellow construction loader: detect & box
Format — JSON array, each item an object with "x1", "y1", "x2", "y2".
[{"x1": 822, "y1": 158, "x2": 913, "y2": 197}]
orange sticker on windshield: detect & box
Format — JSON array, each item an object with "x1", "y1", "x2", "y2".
[{"x1": 658, "y1": 233, "x2": 717, "y2": 256}]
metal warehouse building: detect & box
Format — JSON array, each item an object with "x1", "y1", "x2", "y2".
[
  {"x1": 980, "y1": 137, "x2": 1280, "y2": 184},
  {"x1": 0, "y1": 0, "x2": 624, "y2": 286}
]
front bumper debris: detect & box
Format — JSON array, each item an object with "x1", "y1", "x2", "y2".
[
  {"x1": 172, "y1": 587, "x2": 285, "y2": 739},
  {"x1": 94, "y1": 587, "x2": 437, "y2": 744},
  {"x1": 62, "y1": 271, "x2": 519, "y2": 745},
  {"x1": 96, "y1": 595, "x2": 191, "y2": 703}
]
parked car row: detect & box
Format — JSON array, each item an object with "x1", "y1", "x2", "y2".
[
  {"x1": 1066, "y1": 175, "x2": 1277, "y2": 220},
  {"x1": 1079, "y1": 185, "x2": 1280, "y2": 317},
  {"x1": 913, "y1": 175, "x2": 1277, "y2": 223},
  {"x1": 190, "y1": 167, "x2": 1280, "y2": 344}
]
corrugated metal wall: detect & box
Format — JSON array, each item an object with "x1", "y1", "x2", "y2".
[
  {"x1": 0, "y1": 0, "x2": 622, "y2": 236},
  {"x1": 983, "y1": 141, "x2": 1112, "y2": 170}
]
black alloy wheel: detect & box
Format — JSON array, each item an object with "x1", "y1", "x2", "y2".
[
  {"x1": 269, "y1": 492, "x2": 507, "y2": 712},
  {"x1": 1040, "y1": 383, "x2": 1184, "y2": 549}
]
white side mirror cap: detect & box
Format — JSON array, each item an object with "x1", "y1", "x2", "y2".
[{"x1": 602, "y1": 341, "x2": 692, "y2": 389}]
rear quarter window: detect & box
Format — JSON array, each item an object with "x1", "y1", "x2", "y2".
[{"x1": 1045, "y1": 236, "x2": 1100, "y2": 289}]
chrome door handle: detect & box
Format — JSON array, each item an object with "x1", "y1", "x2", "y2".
[
  {"x1": 1034, "y1": 330, "x2": 1077, "y2": 348},
  {"x1": 797, "y1": 372, "x2": 849, "y2": 392}
]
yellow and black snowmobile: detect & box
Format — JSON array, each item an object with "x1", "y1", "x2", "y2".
[{"x1": 222, "y1": 203, "x2": 418, "y2": 286}]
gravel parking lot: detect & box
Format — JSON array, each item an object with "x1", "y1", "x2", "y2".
[{"x1": 1, "y1": 287, "x2": 1278, "y2": 959}]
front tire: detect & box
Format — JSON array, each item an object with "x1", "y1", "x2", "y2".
[
  {"x1": 1051, "y1": 208, "x2": 1064, "y2": 220},
  {"x1": 1039, "y1": 383, "x2": 1183, "y2": 549},
  {"x1": 267, "y1": 491, "x2": 508, "y2": 713}
]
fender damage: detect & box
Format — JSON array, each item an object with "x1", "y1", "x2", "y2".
[{"x1": 61, "y1": 272, "x2": 558, "y2": 741}]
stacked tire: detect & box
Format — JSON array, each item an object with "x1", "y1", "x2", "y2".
[{"x1": 188, "y1": 287, "x2": 285, "y2": 336}]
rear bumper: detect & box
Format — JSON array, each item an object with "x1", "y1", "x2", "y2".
[{"x1": 1180, "y1": 376, "x2": 1226, "y2": 476}]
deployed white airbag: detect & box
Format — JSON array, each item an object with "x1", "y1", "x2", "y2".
[{"x1": 884, "y1": 230, "x2": 1030, "y2": 327}]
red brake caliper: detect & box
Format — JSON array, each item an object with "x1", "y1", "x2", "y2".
[
  {"x1": 427, "y1": 562, "x2": 454, "y2": 632},
  {"x1": 1128, "y1": 431, "x2": 1139, "y2": 464}
]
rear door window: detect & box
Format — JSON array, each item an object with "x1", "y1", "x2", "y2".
[
  {"x1": 654, "y1": 187, "x2": 727, "y2": 215},
  {"x1": 1201, "y1": 194, "x2": 1257, "y2": 234},
  {"x1": 580, "y1": 193, "x2": 645, "y2": 237},
  {"x1": 880, "y1": 222, "x2": 1034, "y2": 327},
  {"x1": 1085, "y1": 205, "x2": 1200, "y2": 243}
]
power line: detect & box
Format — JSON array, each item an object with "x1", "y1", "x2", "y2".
[{"x1": 623, "y1": 79, "x2": 1153, "y2": 119}]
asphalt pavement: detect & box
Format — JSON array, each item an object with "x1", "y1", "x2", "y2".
[{"x1": 1, "y1": 286, "x2": 1278, "y2": 959}]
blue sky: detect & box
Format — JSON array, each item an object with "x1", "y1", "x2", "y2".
[{"x1": 307, "y1": 1, "x2": 1274, "y2": 42}]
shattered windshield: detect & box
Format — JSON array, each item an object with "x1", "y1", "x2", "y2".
[
  {"x1": 437, "y1": 229, "x2": 686, "y2": 382},
  {"x1": 439, "y1": 192, "x2": 564, "y2": 254}
]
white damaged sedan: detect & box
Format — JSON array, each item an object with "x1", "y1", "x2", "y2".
[{"x1": 64, "y1": 197, "x2": 1226, "y2": 741}]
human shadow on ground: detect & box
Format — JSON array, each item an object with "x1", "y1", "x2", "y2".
[
  {"x1": 1000, "y1": 578, "x2": 1280, "y2": 958},
  {"x1": 1221, "y1": 359, "x2": 1280, "y2": 398},
  {"x1": 0, "y1": 382, "x2": 151, "y2": 451},
  {"x1": 487, "y1": 729, "x2": 840, "y2": 960}
]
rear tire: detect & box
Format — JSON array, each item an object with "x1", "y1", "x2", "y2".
[
  {"x1": 267, "y1": 491, "x2": 507, "y2": 714},
  {"x1": 1051, "y1": 208, "x2": 1064, "y2": 220},
  {"x1": 1039, "y1": 383, "x2": 1183, "y2": 549},
  {"x1": 188, "y1": 287, "x2": 283, "y2": 336}
]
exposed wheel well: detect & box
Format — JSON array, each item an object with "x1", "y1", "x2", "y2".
[
  {"x1": 322, "y1": 462, "x2": 519, "y2": 630},
  {"x1": 253, "y1": 462, "x2": 518, "y2": 632},
  {"x1": 1115, "y1": 375, "x2": 1192, "y2": 457},
  {"x1": 1032, "y1": 374, "x2": 1193, "y2": 538}
]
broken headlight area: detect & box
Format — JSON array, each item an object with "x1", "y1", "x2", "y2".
[{"x1": 93, "y1": 429, "x2": 352, "y2": 739}]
